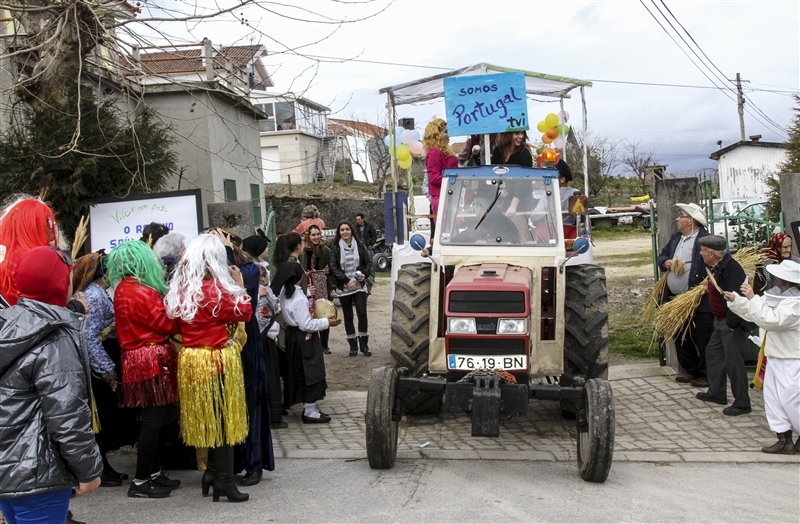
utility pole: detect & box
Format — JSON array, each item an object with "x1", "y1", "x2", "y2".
[{"x1": 735, "y1": 73, "x2": 746, "y2": 142}]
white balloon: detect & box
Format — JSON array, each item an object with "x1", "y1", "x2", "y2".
[
  {"x1": 553, "y1": 136, "x2": 565, "y2": 149},
  {"x1": 558, "y1": 110, "x2": 570, "y2": 124}
]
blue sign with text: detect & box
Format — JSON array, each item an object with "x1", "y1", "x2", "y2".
[{"x1": 443, "y1": 72, "x2": 529, "y2": 136}]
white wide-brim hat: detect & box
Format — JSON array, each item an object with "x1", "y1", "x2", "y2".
[
  {"x1": 766, "y1": 259, "x2": 800, "y2": 285},
  {"x1": 674, "y1": 203, "x2": 707, "y2": 227}
]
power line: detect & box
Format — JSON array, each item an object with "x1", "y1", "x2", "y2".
[{"x1": 639, "y1": 0, "x2": 786, "y2": 135}]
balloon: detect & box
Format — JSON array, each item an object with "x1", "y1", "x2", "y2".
[
  {"x1": 398, "y1": 157, "x2": 412, "y2": 169},
  {"x1": 388, "y1": 145, "x2": 395, "y2": 157},
  {"x1": 553, "y1": 136, "x2": 565, "y2": 149},
  {"x1": 395, "y1": 127, "x2": 405, "y2": 140},
  {"x1": 558, "y1": 124, "x2": 570, "y2": 136},
  {"x1": 545, "y1": 128, "x2": 559, "y2": 139},
  {"x1": 384, "y1": 135, "x2": 391, "y2": 147},
  {"x1": 559, "y1": 110, "x2": 570, "y2": 123},
  {"x1": 408, "y1": 141, "x2": 424, "y2": 155},
  {"x1": 545, "y1": 113, "x2": 559, "y2": 128},
  {"x1": 396, "y1": 144, "x2": 411, "y2": 161},
  {"x1": 542, "y1": 133, "x2": 554, "y2": 144},
  {"x1": 401, "y1": 129, "x2": 415, "y2": 145},
  {"x1": 413, "y1": 129, "x2": 421, "y2": 141},
  {"x1": 536, "y1": 121, "x2": 549, "y2": 133}
]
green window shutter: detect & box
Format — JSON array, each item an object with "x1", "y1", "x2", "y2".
[{"x1": 223, "y1": 179, "x2": 237, "y2": 202}]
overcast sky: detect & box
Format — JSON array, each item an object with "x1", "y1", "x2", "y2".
[{"x1": 142, "y1": 0, "x2": 798, "y2": 175}]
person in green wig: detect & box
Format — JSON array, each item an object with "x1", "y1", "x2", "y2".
[{"x1": 106, "y1": 241, "x2": 182, "y2": 499}]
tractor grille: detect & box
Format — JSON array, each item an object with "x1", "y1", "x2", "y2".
[
  {"x1": 448, "y1": 291, "x2": 526, "y2": 314},
  {"x1": 448, "y1": 338, "x2": 527, "y2": 356}
]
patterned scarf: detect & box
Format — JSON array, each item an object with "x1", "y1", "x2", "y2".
[
  {"x1": 302, "y1": 231, "x2": 321, "y2": 269},
  {"x1": 766, "y1": 232, "x2": 789, "y2": 261}
]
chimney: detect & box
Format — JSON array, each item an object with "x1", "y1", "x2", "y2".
[{"x1": 749, "y1": 134, "x2": 762, "y2": 142}]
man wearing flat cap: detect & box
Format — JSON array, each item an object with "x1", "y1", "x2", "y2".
[
  {"x1": 696, "y1": 234, "x2": 756, "y2": 416},
  {"x1": 657, "y1": 203, "x2": 712, "y2": 386}
]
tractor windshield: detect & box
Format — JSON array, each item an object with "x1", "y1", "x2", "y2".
[{"x1": 439, "y1": 176, "x2": 559, "y2": 246}]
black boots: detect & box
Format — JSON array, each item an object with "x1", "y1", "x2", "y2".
[
  {"x1": 358, "y1": 336, "x2": 372, "y2": 357},
  {"x1": 201, "y1": 450, "x2": 215, "y2": 497},
  {"x1": 348, "y1": 338, "x2": 358, "y2": 357},
  {"x1": 762, "y1": 430, "x2": 796, "y2": 455},
  {"x1": 210, "y1": 446, "x2": 249, "y2": 502}
]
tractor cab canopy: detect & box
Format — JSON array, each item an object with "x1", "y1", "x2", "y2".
[{"x1": 439, "y1": 165, "x2": 561, "y2": 247}]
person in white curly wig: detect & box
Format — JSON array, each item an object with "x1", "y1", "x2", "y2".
[{"x1": 164, "y1": 233, "x2": 252, "y2": 503}]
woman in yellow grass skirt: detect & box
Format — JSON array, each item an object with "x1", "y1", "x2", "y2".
[{"x1": 165, "y1": 234, "x2": 252, "y2": 503}]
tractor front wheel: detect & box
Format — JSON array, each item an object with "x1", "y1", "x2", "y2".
[
  {"x1": 577, "y1": 378, "x2": 615, "y2": 482},
  {"x1": 365, "y1": 367, "x2": 399, "y2": 469}
]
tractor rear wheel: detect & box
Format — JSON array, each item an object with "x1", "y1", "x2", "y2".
[
  {"x1": 390, "y1": 263, "x2": 442, "y2": 415},
  {"x1": 562, "y1": 264, "x2": 609, "y2": 416},
  {"x1": 577, "y1": 378, "x2": 615, "y2": 482},
  {"x1": 564, "y1": 264, "x2": 609, "y2": 379},
  {"x1": 365, "y1": 367, "x2": 399, "y2": 469}
]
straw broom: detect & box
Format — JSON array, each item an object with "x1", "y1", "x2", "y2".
[{"x1": 71, "y1": 215, "x2": 90, "y2": 260}]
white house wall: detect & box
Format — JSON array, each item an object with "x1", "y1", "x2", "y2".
[
  {"x1": 718, "y1": 146, "x2": 787, "y2": 199},
  {"x1": 346, "y1": 135, "x2": 373, "y2": 183},
  {"x1": 259, "y1": 131, "x2": 320, "y2": 184}
]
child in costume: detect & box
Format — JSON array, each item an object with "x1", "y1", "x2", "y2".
[
  {"x1": 107, "y1": 241, "x2": 182, "y2": 499},
  {"x1": 271, "y1": 257, "x2": 340, "y2": 424},
  {"x1": 164, "y1": 234, "x2": 252, "y2": 503}
]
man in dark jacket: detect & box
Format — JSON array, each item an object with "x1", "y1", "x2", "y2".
[
  {"x1": 656, "y1": 202, "x2": 712, "y2": 386},
  {"x1": 0, "y1": 247, "x2": 102, "y2": 522},
  {"x1": 695, "y1": 235, "x2": 756, "y2": 416},
  {"x1": 354, "y1": 213, "x2": 377, "y2": 254}
]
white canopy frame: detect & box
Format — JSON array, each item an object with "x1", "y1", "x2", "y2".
[{"x1": 379, "y1": 63, "x2": 592, "y2": 242}]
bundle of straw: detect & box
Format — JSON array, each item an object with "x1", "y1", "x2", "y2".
[
  {"x1": 71, "y1": 215, "x2": 90, "y2": 260},
  {"x1": 642, "y1": 272, "x2": 669, "y2": 324},
  {"x1": 651, "y1": 245, "x2": 767, "y2": 343}
]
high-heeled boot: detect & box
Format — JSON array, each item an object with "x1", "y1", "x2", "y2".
[
  {"x1": 358, "y1": 335, "x2": 372, "y2": 357},
  {"x1": 201, "y1": 448, "x2": 215, "y2": 497},
  {"x1": 347, "y1": 337, "x2": 359, "y2": 357},
  {"x1": 211, "y1": 446, "x2": 249, "y2": 502}
]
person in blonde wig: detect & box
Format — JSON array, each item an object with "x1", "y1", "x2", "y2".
[{"x1": 164, "y1": 234, "x2": 252, "y2": 502}]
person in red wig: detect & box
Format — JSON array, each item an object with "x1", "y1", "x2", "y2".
[{"x1": 0, "y1": 197, "x2": 60, "y2": 306}]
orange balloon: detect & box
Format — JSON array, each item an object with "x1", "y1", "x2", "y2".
[
  {"x1": 542, "y1": 133, "x2": 554, "y2": 144},
  {"x1": 545, "y1": 128, "x2": 559, "y2": 139}
]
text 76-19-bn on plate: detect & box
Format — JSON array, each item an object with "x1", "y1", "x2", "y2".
[{"x1": 447, "y1": 354, "x2": 527, "y2": 371}]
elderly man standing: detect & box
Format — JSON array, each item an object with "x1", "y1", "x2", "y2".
[
  {"x1": 696, "y1": 235, "x2": 756, "y2": 416},
  {"x1": 657, "y1": 203, "x2": 711, "y2": 386}
]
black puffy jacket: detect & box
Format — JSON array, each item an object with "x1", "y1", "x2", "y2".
[
  {"x1": 0, "y1": 298, "x2": 102, "y2": 499},
  {"x1": 329, "y1": 239, "x2": 373, "y2": 291}
]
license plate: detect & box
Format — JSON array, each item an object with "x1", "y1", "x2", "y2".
[{"x1": 447, "y1": 354, "x2": 527, "y2": 371}]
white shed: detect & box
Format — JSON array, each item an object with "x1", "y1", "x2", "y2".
[{"x1": 710, "y1": 136, "x2": 788, "y2": 199}]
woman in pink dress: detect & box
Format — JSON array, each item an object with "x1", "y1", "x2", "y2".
[{"x1": 423, "y1": 118, "x2": 458, "y2": 221}]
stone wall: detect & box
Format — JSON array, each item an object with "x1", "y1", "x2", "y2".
[{"x1": 266, "y1": 196, "x2": 385, "y2": 234}]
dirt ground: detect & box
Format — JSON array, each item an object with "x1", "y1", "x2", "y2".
[{"x1": 323, "y1": 234, "x2": 657, "y2": 391}]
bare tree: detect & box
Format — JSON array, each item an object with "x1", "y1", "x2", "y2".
[
  {"x1": 620, "y1": 140, "x2": 659, "y2": 193},
  {"x1": 330, "y1": 113, "x2": 391, "y2": 190},
  {"x1": 565, "y1": 132, "x2": 622, "y2": 200}
]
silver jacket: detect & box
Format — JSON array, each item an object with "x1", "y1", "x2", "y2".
[{"x1": 0, "y1": 298, "x2": 102, "y2": 498}]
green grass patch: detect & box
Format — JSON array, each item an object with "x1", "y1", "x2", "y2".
[
  {"x1": 609, "y1": 321, "x2": 657, "y2": 358},
  {"x1": 590, "y1": 227, "x2": 652, "y2": 240}
]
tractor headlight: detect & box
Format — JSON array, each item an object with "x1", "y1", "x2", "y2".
[
  {"x1": 497, "y1": 318, "x2": 527, "y2": 334},
  {"x1": 448, "y1": 317, "x2": 476, "y2": 334}
]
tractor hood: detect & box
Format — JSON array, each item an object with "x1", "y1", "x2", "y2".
[{"x1": 445, "y1": 264, "x2": 531, "y2": 316}]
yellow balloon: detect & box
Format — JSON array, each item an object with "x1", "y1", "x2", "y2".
[
  {"x1": 396, "y1": 144, "x2": 411, "y2": 162},
  {"x1": 536, "y1": 121, "x2": 549, "y2": 133},
  {"x1": 545, "y1": 113, "x2": 559, "y2": 128},
  {"x1": 398, "y1": 157, "x2": 412, "y2": 169}
]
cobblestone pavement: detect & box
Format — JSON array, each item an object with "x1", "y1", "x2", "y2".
[{"x1": 273, "y1": 362, "x2": 799, "y2": 464}]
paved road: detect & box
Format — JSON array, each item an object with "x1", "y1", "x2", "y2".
[{"x1": 67, "y1": 361, "x2": 799, "y2": 523}]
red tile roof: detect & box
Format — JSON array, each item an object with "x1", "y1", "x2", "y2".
[
  {"x1": 138, "y1": 45, "x2": 266, "y2": 75},
  {"x1": 329, "y1": 118, "x2": 386, "y2": 137}
]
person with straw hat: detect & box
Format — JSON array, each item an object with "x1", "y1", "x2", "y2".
[
  {"x1": 725, "y1": 259, "x2": 800, "y2": 453},
  {"x1": 656, "y1": 202, "x2": 711, "y2": 386},
  {"x1": 695, "y1": 234, "x2": 756, "y2": 416}
]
